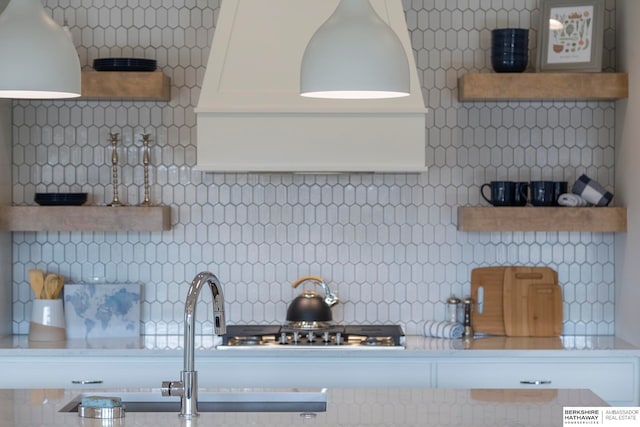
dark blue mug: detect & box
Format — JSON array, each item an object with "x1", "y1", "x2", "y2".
[
  {"x1": 514, "y1": 182, "x2": 529, "y2": 206},
  {"x1": 530, "y1": 181, "x2": 567, "y2": 206},
  {"x1": 481, "y1": 181, "x2": 527, "y2": 206}
]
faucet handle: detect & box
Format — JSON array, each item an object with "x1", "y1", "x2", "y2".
[
  {"x1": 161, "y1": 380, "x2": 184, "y2": 397},
  {"x1": 214, "y1": 310, "x2": 226, "y2": 335}
]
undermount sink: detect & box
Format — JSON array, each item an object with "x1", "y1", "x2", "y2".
[{"x1": 60, "y1": 389, "x2": 327, "y2": 414}]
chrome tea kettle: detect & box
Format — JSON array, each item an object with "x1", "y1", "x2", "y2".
[{"x1": 285, "y1": 275, "x2": 339, "y2": 328}]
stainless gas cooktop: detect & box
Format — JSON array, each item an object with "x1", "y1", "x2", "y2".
[{"x1": 218, "y1": 324, "x2": 405, "y2": 350}]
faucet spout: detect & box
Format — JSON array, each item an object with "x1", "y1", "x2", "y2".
[
  {"x1": 162, "y1": 271, "x2": 226, "y2": 419},
  {"x1": 184, "y1": 271, "x2": 226, "y2": 372}
]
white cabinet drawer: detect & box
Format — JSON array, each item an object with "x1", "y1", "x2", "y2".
[
  {"x1": 0, "y1": 357, "x2": 178, "y2": 389},
  {"x1": 436, "y1": 358, "x2": 638, "y2": 405},
  {"x1": 0, "y1": 354, "x2": 433, "y2": 389},
  {"x1": 199, "y1": 357, "x2": 433, "y2": 388}
]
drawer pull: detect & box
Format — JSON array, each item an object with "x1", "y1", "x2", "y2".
[
  {"x1": 520, "y1": 380, "x2": 551, "y2": 385},
  {"x1": 71, "y1": 380, "x2": 104, "y2": 385}
]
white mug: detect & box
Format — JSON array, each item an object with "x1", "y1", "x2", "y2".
[{"x1": 29, "y1": 299, "x2": 66, "y2": 341}]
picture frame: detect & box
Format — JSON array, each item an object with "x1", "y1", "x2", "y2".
[
  {"x1": 64, "y1": 283, "x2": 141, "y2": 339},
  {"x1": 536, "y1": 0, "x2": 604, "y2": 72}
]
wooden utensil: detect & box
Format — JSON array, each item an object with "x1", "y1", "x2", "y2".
[
  {"x1": 28, "y1": 269, "x2": 44, "y2": 299},
  {"x1": 470, "y1": 267, "x2": 508, "y2": 335},
  {"x1": 44, "y1": 273, "x2": 59, "y2": 300},
  {"x1": 503, "y1": 267, "x2": 558, "y2": 337},
  {"x1": 52, "y1": 275, "x2": 64, "y2": 299}
]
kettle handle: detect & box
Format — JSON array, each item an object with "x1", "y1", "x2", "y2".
[
  {"x1": 291, "y1": 276, "x2": 339, "y2": 307},
  {"x1": 291, "y1": 275, "x2": 324, "y2": 289}
]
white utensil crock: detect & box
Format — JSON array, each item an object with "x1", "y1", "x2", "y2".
[{"x1": 29, "y1": 299, "x2": 66, "y2": 341}]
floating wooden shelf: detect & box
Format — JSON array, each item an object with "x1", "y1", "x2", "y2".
[
  {"x1": 0, "y1": 206, "x2": 171, "y2": 232},
  {"x1": 457, "y1": 206, "x2": 627, "y2": 232},
  {"x1": 81, "y1": 71, "x2": 171, "y2": 101},
  {"x1": 458, "y1": 73, "x2": 628, "y2": 101}
]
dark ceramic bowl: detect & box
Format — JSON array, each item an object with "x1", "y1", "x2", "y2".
[
  {"x1": 492, "y1": 37, "x2": 528, "y2": 44},
  {"x1": 93, "y1": 58, "x2": 157, "y2": 72},
  {"x1": 34, "y1": 193, "x2": 88, "y2": 206},
  {"x1": 492, "y1": 56, "x2": 528, "y2": 73},
  {"x1": 491, "y1": 52, "x2": 529, "y2": 60},
  {"x1": 492, "y1": 42, "x2": 528, "y2": 51},
  {"x1": 492, "y1": 34, "x2": 528, "y2": 43},
  {"x1": 491, "y1": 49, "x2": 529, "y2": 58},
  {"x1": 491, "y1": 28, "x2": 529, "y2": 41}
]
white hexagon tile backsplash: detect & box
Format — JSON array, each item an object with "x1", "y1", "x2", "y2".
[{"x1": 11, "y1": 0, "x2": 617, "y2": 336}]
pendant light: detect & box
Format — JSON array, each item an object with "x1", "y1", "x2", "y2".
[
  {"x1": 0, "y1": 0, "x2": 81, "y2": 99},
  {"x1": 300, "y1": 0, "x2": 410, "y2": 99}
]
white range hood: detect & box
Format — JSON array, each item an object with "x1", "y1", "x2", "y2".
[{"x1": 195, "y1": 0, "x2": 427, "y2": 173}]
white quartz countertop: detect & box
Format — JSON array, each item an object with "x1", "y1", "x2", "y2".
[
  {"x1": 1, "y1": 387, "x2": 609, "y2": 427},
  {"x1": 0, "y1": 334, "x2": 638, "y2": 358}
]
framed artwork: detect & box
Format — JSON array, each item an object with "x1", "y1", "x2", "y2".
[
  {"x1": 537, "y1": 0, "x2": 604, "y2": 72},
  {"x1": 64, "y1": 283, "x2": 141, "y2": 339}
]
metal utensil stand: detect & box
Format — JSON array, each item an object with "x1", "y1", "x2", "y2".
[
  {"x1": 108, "y1": 132, "x2": 124, "y2": 207},
  {"x1": 138, "y1": 133, "x2": 153, "y2": 206}
]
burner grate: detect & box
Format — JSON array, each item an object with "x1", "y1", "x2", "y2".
[{"x1": 221, "y1": 324, "x2": 405, "y2": 348}]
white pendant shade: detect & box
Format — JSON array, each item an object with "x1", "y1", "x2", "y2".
[
  {"x1": 0, "y1": 0, "x2": 81, "y2": 99},
  {"x1": 300, "y1": 0, "x2": 410, "y2": 99}
]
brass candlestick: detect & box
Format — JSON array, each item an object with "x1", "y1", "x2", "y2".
[
  {"x1": 138, "y1": 133, "x2": 153, "y2": 206},
  {"x1": 108, "y1": 132, "x2": 124, "y2": 207}
]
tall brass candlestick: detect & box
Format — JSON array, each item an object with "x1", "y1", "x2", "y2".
[
  {"x1": 139, "y1": 133, "x2": 153, "y2": 206},
  {"x1": 108, "y1": 132, "x2": 124, "y2": 207}
]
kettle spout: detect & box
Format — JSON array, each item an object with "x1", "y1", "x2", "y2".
[{"x1": 322, "y1": 286, "x2": 339, "y2": 307}]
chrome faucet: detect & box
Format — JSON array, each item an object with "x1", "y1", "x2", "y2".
[{"x1": 161, "y1": 272, "x2": 226, "y2": 418}]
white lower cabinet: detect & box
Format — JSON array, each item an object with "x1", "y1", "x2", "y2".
[
  {"x1": 0, "y1": 357, "x2": 179, "y2": 389},
  {"x1": 435, "y1": 358, "x2": 639, "y2": 406},
  {"x1": 198, "y1": 356, "x2": 433, "y2": 388},
  {"x1": 0, "y1": 355, "x2": 433, "y2": 390},
  {"x1": 2, "y1": 353, "x2": 638, "y2": 406}
]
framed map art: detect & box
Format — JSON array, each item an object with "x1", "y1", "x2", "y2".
[
  {"x1": 537, "y1": 0, "x2": 605, "y2": 72},
  {"x1": 64, "y1": 283, "x2": 141, "y2": 339}
]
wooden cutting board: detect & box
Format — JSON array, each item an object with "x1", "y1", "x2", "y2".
[
  {"x1": 503, "y1": 267, "x2": 561, "y2": 337},
  {"x1": 527, "y1": 283, "x2": 563, "y2": 336},
  {"x1": 470, "y1": 267, "x2": 508, "y2": 335}
]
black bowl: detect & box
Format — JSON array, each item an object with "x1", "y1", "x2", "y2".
[
  {"x1": 492, "y1": 34, "x2": 528, "y2": 41},
  {"x1": 34, "y1": 193, "x2": 88, "y2": 206},
  {"x1": 491, "y1": 53, "x2": 529, "y2": 60},
  {"x1": 492, "y1": 42, "x2": 528, "y2": 50},
  {"x1": 492, "y1": 57, "x2": 528, "y2": 73},
  {"x1": 492, "y1": 41, "x2": 528, "y2": 50},
  {"x1": 491, "y1": 37, "x2": 529, "y2": 44},
  {"x1": 93, "y1": 58, "x2": 157, "y2": 72},
  {"x1": 492, "y1": 49, "x2": 529, "y2": 72},
  {"x1": 492, "y1": 29, "x2": 529, "y2": 52},
  {"x1": 492, "y1": 49, "x2": 529, "y2": 56},
  {"x1": 492, "y1": 49, "x2": 529, "y2": 57},
  {"x1": 491, "y1": 51, "x2": 529, "y2": 58},
  {"x1": 491, "y1": 28, "x2": 529, "y2": 39}
]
